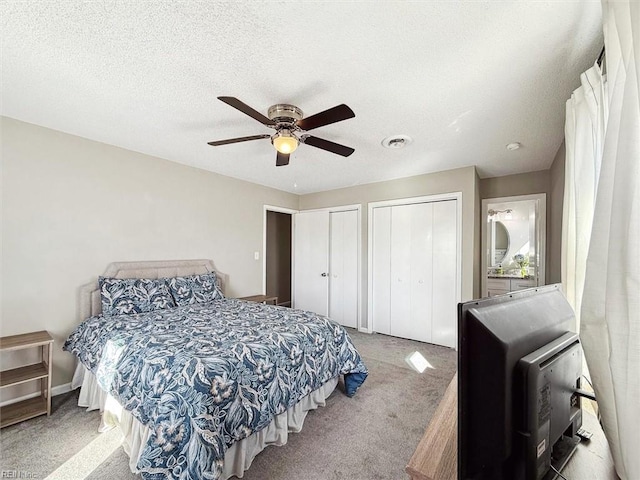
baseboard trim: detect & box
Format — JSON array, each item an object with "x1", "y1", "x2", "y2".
[
  {"x1": 0, "y1": 382, "x2": 73, "y2": 407},
  {"x1": 359, "y1": 327, "x2": 373, "y2": 334},
  {"x1": 52, "y1": 382, "x2": 73, "y2": 396}
]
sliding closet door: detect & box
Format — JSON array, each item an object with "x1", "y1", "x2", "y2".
[
  {"x1": 389, "y1": 204, "x2": 413, "y2": 339},
  {"x1": 329, "y1": 210, "x2": 358, "y2": 328},
  {"x1": 389, "y1": 202, "x2": 434, "y2": 343},
  {"x1": 371, "y1": 207, "x2": 392, "y2": 335},
  {"x1": 409, "y1": 202, "x2": 434, "y2": 343},
  {"x1": 370, "y1": 197, "x2": 458, "y2": 347},
  {"x1": 431, "y1": 200, "x2": 457, "y2": 348}
]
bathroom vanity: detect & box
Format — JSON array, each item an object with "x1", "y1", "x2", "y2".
[
  {"x1": 481, "y1": 194, "x2": 546, "y2": 297},
  {"x1": 486, "y1": 276, "x2": 538, "y2": 297}
]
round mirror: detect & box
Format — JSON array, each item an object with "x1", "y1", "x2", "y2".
[{"x1": 493, "y1": 221, "x2": 509, "y2": 264}]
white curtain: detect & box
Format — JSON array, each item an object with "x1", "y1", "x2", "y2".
[
  {"x1": 562, "y1": 64, "x2": 606, "y2": 329},
  {"x1": 563, "y1": 1, "x2": 640, "y2": 479}
]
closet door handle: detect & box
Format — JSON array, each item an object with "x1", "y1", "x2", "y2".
[{"x1": 321, "y1": 272, "x2": 328, "y2": 277}]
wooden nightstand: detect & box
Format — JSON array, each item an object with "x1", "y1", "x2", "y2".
[
  {"x1": 238, "y1": 295, "x2": 278, "y2": 305},
  {"x1": 0, "y1": 330, "x2": 54, "y2": 428}
]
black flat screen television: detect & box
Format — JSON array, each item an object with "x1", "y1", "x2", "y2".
[{"x1": 458, "y1": 284, "x2": 583, "y2": 480}]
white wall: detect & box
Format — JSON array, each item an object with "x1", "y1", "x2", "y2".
[{"x1": 1, "y1": 117, "x2": 298, "y2": 393}]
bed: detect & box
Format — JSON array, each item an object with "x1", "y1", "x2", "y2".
[{"x1": 64, "y1": 260, "x2": 367, "y2": 480}]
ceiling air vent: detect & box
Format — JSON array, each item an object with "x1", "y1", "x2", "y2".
[{"x1": 382, "y1": 135, "x2": 412, "y2": 149}]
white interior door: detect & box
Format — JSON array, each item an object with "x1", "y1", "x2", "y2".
[
  {"x1": 329, "y1": 210, "x2": 358, "y2": 328},
  {"x1": 431, "y1": 200, "x2": 458, "y2": 348},
  {"x1": 371, "y1": 206, "x2": 392, "y2": 335},
  {"x1": 390, "y1": 204, "x2": 413, "y2": 340},
  {"x1": 293, "y1": 210, "x2": 329, "y2": 315},
  {"x1": 408, "y1": 202, "x2": 433, "y2": 343}
]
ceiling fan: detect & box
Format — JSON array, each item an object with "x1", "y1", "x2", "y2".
[{"x1": 208, "y1": 96, "x2": 355, "y2": 166}]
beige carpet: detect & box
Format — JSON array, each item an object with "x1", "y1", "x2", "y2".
[{"x1": 0, "y1": 330, "x2": 456, "y2": 480}]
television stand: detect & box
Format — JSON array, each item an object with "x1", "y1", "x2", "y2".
[{"x1": 405, "y1": 377, "x2": 615, "y2": 480}]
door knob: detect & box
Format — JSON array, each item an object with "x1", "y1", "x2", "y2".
[{"x1": 321, "y1": 272, "x2": 328, "y2": 277}]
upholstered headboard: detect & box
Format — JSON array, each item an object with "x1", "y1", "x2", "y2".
[{"x1": 79, "y1": 259, "x2": 228, "y2": 320}]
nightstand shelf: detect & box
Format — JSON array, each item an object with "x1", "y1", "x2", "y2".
[
  {"x1": 238, "y1": 295, "x2": 278, "y2": 305},
  {"x1": 0, "y1": 330, "x2": 53, "y2": 428},
  {"x1": 0, "y1": 396, "x2": 48, "y2": 427},
  {"x1": 0, "y1": 363, "x2": 49, "y2": 387}
]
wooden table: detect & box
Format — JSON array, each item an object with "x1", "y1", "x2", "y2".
[{"x1": 406, "y1": 373, "x2": 457, "y2": 480}]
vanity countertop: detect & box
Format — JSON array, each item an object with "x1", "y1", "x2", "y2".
[{"x1": 487, "y1": 275, "x2": 534, "y2": 280}]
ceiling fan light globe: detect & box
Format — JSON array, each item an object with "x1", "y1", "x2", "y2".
[{"x1": 273, "y1": 134, "x2": 298, "y2": 154}]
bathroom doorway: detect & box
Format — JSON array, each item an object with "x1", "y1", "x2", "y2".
[{"x1": 264, "y1": 207, "x2": 295, "y2": 307}]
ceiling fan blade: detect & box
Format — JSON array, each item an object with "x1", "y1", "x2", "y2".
[
  {"x1": 218, "y1": 97, "x2": 276, "y2": 126},
  {"x1": 296, "y1": 104, "x2": 355, "y2": 131},
  {"x1": 207, "y1": 134, "x2": 270, "y2": 146},
  {"x1": 302, "y1": 135, "x2": 355, "y2": 157},
  {"x1": 276, "y1": 151, "x2": 290, "y2": 166}
]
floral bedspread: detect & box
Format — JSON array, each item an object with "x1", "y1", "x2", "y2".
[{"x1": 64, "y1": 298, "x2": 367, "y2": 480}]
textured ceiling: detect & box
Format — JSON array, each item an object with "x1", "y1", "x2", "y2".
[{"x1": 1, "y1": 1, "x2": 602, "y2": 194}]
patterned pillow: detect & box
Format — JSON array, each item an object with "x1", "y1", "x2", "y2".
[
  {"x1": 99, "y1": 277, "x2": 176, "y2": 316},
  {"x1": 166, "y1": 272, "x2": 224, "y2": 306}
]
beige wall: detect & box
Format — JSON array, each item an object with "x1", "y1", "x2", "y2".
[
  {"x1": 473, "y1": 168, "x2": 482, "y2": 296},
  {"x1": 1, "y1": 117, "x2": 298, "y2": 393},
  {"x1": 479, "y1": 170, "x2": 550, "y2": 199},
  {"x1": 299, "y1": 166, "x2": 480, "y2": 329},
  {"x1": 548, "y1": 142, "x2": 565, "y2": 284},
  {"x1": 479, "y1": 168, "x2": 565, "y2": 286},
  {"x1": 1, "y1": 116, "x2": 565, "y2": 395}
]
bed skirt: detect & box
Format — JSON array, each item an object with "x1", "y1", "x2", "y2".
[{"x1": 72, "y1": 364, "x2": 338, "y2": 479}]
